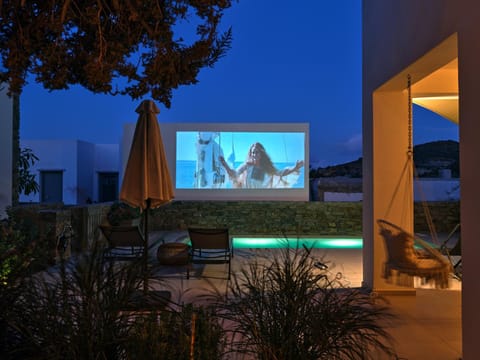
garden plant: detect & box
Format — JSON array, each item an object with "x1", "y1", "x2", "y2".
[
  {"x1": 212, "y1": 243, "x2": 398, "y2": 359},
  {"x1": 2, "y1": 239, "x2": 227, "y2": 360}
]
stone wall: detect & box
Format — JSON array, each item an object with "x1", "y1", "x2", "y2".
[
  {"x1": 413, "y1": 201, "x2": 460, "y2": 234},
  {"x1": 149, "y1": 200, "x2": 460, "y2": 237},
  {"x1": 10, "y1": 205, "x2": 73, "y2": 264},
  {"x1": 12, "y1": 201, "x2": 460, "y2": 253},
  {"x1": 70, "y1": 203, "x2": 109, "y2": 251},
  {"x1": 150, "y1": 201, "x2": 363, "y2": 236}
]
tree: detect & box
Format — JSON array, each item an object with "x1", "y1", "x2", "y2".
[
  {"x1": 17, "y1": 147, "x2": 40, "y2": 198},
  {"x1": 0, "y1": 0, "x2": 234, "y2": 108},
  {"x1": 7, "y1": 92, "x2": 39, "y2": 206}
]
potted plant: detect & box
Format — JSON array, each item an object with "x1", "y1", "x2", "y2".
[{"x1": 107, "y1": 202, "x2": 141, "y2": 226}]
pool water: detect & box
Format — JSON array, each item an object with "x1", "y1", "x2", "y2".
[{"x1": 232, "y1": 237, "x2": 363, "y2": 249}]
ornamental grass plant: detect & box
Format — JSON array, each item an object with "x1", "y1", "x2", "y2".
[
  {"x1": 211, "y1": 243, "x2": 398, "y2": 360},
  {"x1": 2, "y1": 222, "x2": 398, "y2": 359},
  {"x1": 125, "y1": 303, "x2": 227, "y2": 360},
  {"x1": 6, "y1": 245, "x2": 146, "y2": 360},
  {"x1": 4, "y1": 241, "x2": 227, "y2": 360}
]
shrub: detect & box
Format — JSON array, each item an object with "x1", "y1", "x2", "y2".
[
  {"x1": 7, "y1": 245, "x2": 146, "y2": 359},
  {"x1": 0, "y1": 209, "x2": 53, "y2": 357},
  {"x1": 213, "y1": 244, "x2": 398, "y2": 360},
  {"x1": 107, "y1": 202, "x2": 141, "y2": 226},
  {"x1": 125, "y1": 303, "x2": 227, "y2": 360},
  {"x1": 6, "y1": 243, "x2": 227, "y2": 360}
]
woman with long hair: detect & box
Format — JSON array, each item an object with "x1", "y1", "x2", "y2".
[{"x1": 219, "y1": 142, "x2": 304, "y2": 188}]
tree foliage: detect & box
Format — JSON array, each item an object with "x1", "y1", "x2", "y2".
[
  {"x1": 17, "y1": 147, "x2": 39, "y2": 197},
  {"x1": 0, "y1": 0, "x2": 234, "y2": 107}
]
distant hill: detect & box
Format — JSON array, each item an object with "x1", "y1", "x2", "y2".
[
  {"x1": 310, "y1": 140, "x2": 459, "y2": 178},
  {"x1": 413, "y1": 140, "x2": 459, "y2": 177}
]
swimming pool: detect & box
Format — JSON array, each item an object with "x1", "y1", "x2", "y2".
[{"x1": 231, "y1": 237, "x2": 363, "y2": 249}]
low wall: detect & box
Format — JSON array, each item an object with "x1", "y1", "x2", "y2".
[
  {"x1": 413, "y1": 201, "x2": 460, "y2": 234},
  {"x1": 150, "y1": 201, "x2": 363, "y2": 236},
  {"x1": 12, "y1": 201, "x2": 460, "y2": 253},
  {"x1": 149, "y1": 200, "x2": 460, "y2": 237}
]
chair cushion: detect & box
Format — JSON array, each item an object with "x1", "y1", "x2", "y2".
[
  {"x1": 382, "y1": 229, "x2": 418, "y2": 267},
  {"x1": 157, "y1": 243, "x2": 189, "y2": 265}
]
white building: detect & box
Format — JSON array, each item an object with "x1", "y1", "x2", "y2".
[
  {"x1": 21, "y1": 136, "x2": 460, "y2": 205},
  {"x1": 20, "y1": 139, "x2": 119, "y2": 205},
  {"x1": 363, "y1": 1, "x2": 480, "y2": 356}
]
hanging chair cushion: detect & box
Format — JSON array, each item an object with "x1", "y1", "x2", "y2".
[
  {"x1": 380, "y1": 228, "x2": 418, "y2": 267},
  {"x1": 378, "y1": 219, "x2": 453, "y2": 289}
]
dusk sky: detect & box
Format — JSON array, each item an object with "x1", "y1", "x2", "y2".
[{"x1": 20, "y1": 1, "x2": 458, "y2": 167}]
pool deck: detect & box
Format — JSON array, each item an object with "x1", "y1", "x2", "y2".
[{"x1": 150, "y1": 230, "x2": 462, "y2": 360}]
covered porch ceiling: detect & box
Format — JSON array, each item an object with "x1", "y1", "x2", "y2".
[
  {"x1": 411, "y1": 58, "x2": 459, "y2": 123},
  {"x1": 375, "y1": 33, "x2": 459, "y2": 124}
]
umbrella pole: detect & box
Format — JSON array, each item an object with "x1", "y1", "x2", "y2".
[{"x1": 143, "y1": 199, "x2": 150, "y2": 294}]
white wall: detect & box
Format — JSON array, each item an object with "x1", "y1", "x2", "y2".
[
  {"x1": 20, "y1": 140, "x2": 78, "y2": 204},
  {"x1": 414, "y1": 179, "x2": 459, "y2": 201},
  {"x1": 324, "y1": 192, "x2": 363, "y2": 202},
  {"x1": 95, "y1": 144, "x2": 120, "y2": 171},
  {"x1": 76, "y1": 141, "x2": 95, "y2": 204},
  {"x1": 0, "y1": 87, "x2": 13, "y2": 218},
  {"x1": 323, "y1": 179, "x2": 459, "y2": 202},
  {"x1": 363, "y1": 1, "x2": 480, "y2": 356},
  {"x1": 93, "y1": 143, "x2": 120, "y2": 201},
  {"x1": 123, "y1": 122, "x2": 311, "y2": 201},
  {"x1": 20, "y1": 140, "x2": 119, "y2": 205}
]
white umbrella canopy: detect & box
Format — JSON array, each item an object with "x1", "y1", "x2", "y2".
[{"x1": 120, "y1": 99, "x2": 174, "y2": 292}]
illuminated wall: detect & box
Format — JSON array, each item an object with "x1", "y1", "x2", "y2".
[{"x1": 363, "y1": 0, "x2": 480, "y2": 357}]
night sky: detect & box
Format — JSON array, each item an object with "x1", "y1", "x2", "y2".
[{"x1": 20, "y1": 1, "x2": 458, "y2": 167}]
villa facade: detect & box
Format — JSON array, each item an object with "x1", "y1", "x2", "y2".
[
  {"x1": 19, "y1": 139, "x2": 119, "y2": 205},
  {"x1": 363, "y1": 0, "x2": 480, "y2": 357},
  {"x1": 0, "y1": 1, "x2": 477, "y2": 357},
  {"x1": 18, "y1": 136, "x2": 459, "y2": 206}
]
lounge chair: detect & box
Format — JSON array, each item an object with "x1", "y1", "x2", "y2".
[
  {"x1": 187, "y1": 227, "x2": 232, "y2": 280},
  {"x1": 377, "y1": 219, "x2": 452, "y2": 288},
  {"x1": 439, "y1": 223, "x2": 462, "y2": 280},
  {"x1": 99, "y1": 224, "x2": 145, "y2": 261}
]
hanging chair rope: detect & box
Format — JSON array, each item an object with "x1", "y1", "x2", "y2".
[
  {"x1": 384, "y1": 74, "x2": 414, "y2": 223},
  {"x1": 383, "y1": 156, "x2": 412, "y2": 221},
  {"x1": 407, "y1": 74, "x2": 413, "y2": 157},
  {"x1": 408, "y1": 74, "x2": 439, "y2": 244},
  {"x1": 384, "y1": 74, "x2": 439, "y2": 245},
  {"x1": 377, "y1": 76, "x2": 453, "y2": 288}
]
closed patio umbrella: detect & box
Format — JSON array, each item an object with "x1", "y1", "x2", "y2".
[{"x1": 120, "y1": 99, "x2": 174, "y2": 292}]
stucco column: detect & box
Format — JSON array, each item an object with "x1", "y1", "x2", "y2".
[{"x1": 363, "y1": 89, "x2": 414, "y2": 293}]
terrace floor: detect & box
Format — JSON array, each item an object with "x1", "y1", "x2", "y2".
[{"x1": 150, "y1": 231, "x2": 462, "y2": 360}]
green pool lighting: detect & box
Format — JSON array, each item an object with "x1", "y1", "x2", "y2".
[{"x1": 232, "y1": 237, "x2": 363, "y2": 249}]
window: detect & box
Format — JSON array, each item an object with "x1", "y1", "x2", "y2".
[
  {"x1": 98, "y1": 172, "x2": 119, "y2": 202},
  {"x1": 41, "y1": 170, "x2": 63, "y2": 203}
]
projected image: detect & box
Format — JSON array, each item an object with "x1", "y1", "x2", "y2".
[{"x1": 176, "y1": 131, "x2": 305, "y2": 189}]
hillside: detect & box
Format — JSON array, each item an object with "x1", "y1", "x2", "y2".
[{"x1": 310, "y1": 140, "x2": 459, "y2": 178}]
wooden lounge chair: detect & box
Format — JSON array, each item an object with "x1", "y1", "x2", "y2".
[
  {"x1": 99, "y1": 224, "x2": 144, "y2": 261},
  {"x1": 187, "y1": 227, "x2": 232, "y2": 280},
  {"x1": 377, "y1": 219, "x2": 452, "y2": 289}
]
